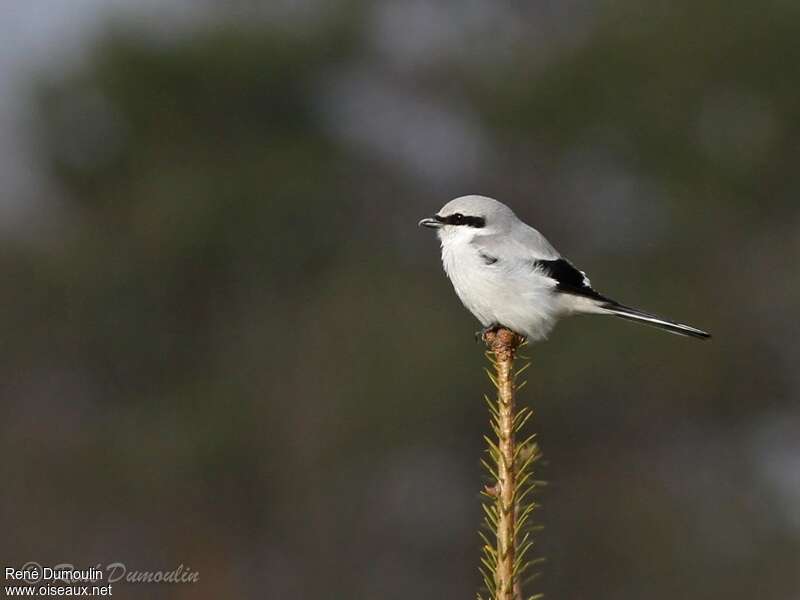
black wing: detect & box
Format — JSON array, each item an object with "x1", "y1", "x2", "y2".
[{"x1": 534, "y1": 258, "x2": 608, "y2": 302}]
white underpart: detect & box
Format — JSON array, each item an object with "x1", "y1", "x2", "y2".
[{"x1": 440, "y1": 226, "x2": 573, "y2": 341}]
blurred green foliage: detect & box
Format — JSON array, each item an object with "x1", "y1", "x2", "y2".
[{"x1": 1, "y1": 2, "x2": 799, "y2": 599}]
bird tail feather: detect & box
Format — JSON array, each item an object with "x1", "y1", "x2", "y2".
[{"x1": 600, "y1": 301, "x2": 711, "y2": 340}]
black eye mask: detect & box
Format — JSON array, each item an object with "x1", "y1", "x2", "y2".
[{"x1": 436, "y1": 213, "x2": 486, "y2": 228}]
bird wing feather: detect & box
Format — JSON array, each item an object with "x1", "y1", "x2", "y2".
[
  {"x1": 471, "y1": 223, "x2": 560, "y2": 262},
  {"x1": 472, "y1": 226, "x2": 608, "y2": 302}
]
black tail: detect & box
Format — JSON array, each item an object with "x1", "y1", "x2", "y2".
[{"x1": 601, "y1": 301, "x2": 711, "y2": 340}]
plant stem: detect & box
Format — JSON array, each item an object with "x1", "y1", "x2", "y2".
[{"x1": 484, "y1": 328, "x2": 523, "y2": 600}]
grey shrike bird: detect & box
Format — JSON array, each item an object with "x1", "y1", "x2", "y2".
[{"x1": 419, "y1": 195, "x2": 710, "y2": 342}]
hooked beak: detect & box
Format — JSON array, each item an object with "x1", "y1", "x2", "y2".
[{"x1": 418, "y1": 216, "x2": 443, "y2": 229}]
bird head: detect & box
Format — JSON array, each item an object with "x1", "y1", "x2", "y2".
[{"x1": 418, "y1": 195, "x2": 516, "y2": 242}]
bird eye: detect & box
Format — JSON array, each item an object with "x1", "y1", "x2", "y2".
[{"x1": 453, "y1": 213, "x2": 464, "y2": 224}]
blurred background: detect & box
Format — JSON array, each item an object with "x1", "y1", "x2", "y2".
[{"x1": 1, "y1": 1, "x2": 799, "y2": 599}]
